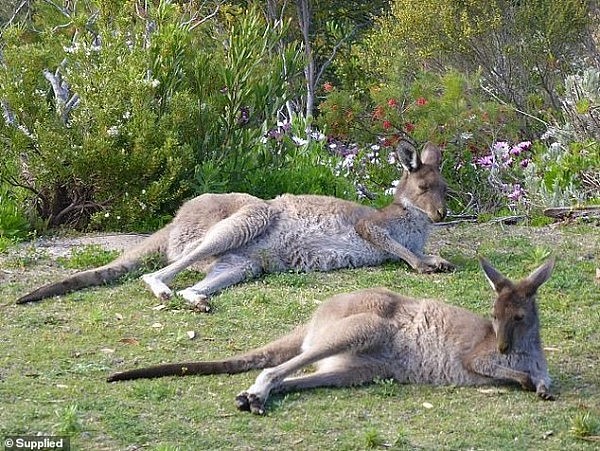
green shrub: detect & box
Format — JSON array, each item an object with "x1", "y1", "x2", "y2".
[
  {"x1": 0, "y1": 183, "x2": 30, "y2": 244},
  {"x1": 358, "y1": 0, "x2": 592, "y2": 115},
  {"x1": 317, "y1": 71, "x2": 524, "y2": 214},
  {"x1": 0, "y1": 1, "x2": 304, "y2": 232}
]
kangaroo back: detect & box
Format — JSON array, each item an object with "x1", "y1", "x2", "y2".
[
  {"x1": 16, "y1": 226, "x2": 172, "y2": 304},
  {"x1": 107, "y1": 325, "x2": 306, "y2": 382}
]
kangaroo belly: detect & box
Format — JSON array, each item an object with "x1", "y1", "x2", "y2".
[{"x1": 242, "y1": 217, "x2": 392, "y2": 272}]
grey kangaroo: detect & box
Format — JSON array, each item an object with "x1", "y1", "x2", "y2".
[
  {"x1": 17, "y1": 140, "x2": 453, "y2": 309},
  {"x1": 107, "y1": 257, "x2": 556, "y2": 414}
]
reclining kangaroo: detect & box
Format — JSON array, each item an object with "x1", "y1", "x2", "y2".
[
  {"x1": 17, "y1": 140, "x2": 453, "y2": 309},
  {"x1": 107, "y1": 257, "x2": 555, "y2": 414}
]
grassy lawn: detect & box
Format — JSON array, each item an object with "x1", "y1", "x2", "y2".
[{"x1": 0, "y1": 222, "x2": 599, "y2": 450}]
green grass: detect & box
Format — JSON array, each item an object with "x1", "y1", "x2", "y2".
[{"x1": 0, "y1": 222, "x2": 599, "y2": 450}]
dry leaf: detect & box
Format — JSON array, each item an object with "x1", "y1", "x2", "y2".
[
  {"x1": 152, "y1": 304, "x2": 167, "y2": 311},
  {"x1": 595, "y1": 268, "x2": 600, "y2": 283},
  {"x1": 151, "y1": 322, "x2": 163, "y2": 329},
  {"x1": 115, "y1": 313, "x2": 123, "y2": 321},
  {"x1": 100, "y1": 348, "x2": 115, "y2": 354},
  {"x1": 56, "y1": 384, "x2": 68, "y2": 389},
  {"x1": 477, "y1": 387, "x2": 508, "y2": 394},
  {"x1": 544, "y1": 346, "x2": 560, "y2": 352},
  {"x1": 186, "y1": 330, "x2": 196, "y2": 340},
  {"x1": 422, "y1": 402, "x2": 434, "y2": 409},
  {"x1": 119, "y1": 337, "x2": 140, "y2": 345}
]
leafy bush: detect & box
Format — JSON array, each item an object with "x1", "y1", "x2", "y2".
[
  {"x1": 358, "y1": 0, "x2": 593, "y2": 116},
  {"x1": 317, "y1": 71, "x2": 524, "y2": 213},
  {"x1": 0, "y1": 1, "x2": 304, "y2": 232},
  {"x1": 0, "y1": 183, "x2": 30, "y2": 244}
]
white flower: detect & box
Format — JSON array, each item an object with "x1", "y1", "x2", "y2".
[
  {"x1": 460, "y1": 132, "x2": 473, "y2": 140},
  {"x1": 311, "y1": 131, "x2": 326, "y2": 141},
  {"x1": 122, "y1": 111, "x2": 131, "y2": 120},
  {"x1": 292, "y1": 136, "x2": 308, "y2": 146},
  {"x1": 107, "y1": 126, "x2": 120, "y2": 137}
]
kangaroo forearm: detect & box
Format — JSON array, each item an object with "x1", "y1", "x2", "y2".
[{"x1": 355, "y1": 220, "x2": 422, "y2": 268}]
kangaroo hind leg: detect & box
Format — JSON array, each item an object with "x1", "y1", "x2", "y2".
[
  {"x1": 177, "y1": 255, "x2": 263, "y2": 310},
  {"x1": 142, "y1": 203, "x2": 272, "y2": 300},
  {"x1": 236, "y1": 313, "x2": 394, "y2": 414}
]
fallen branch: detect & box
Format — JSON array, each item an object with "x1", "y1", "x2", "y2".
[{"x1": 543, "y1": 206, "x2": 600, "y2": 220}]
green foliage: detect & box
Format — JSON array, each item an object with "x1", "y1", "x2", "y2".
[
  {"x1": 54, "y1": 404, "x2": 83, "y2": 436},
  {"x1": 317, "y1": 71, "x2": 524, "y2": 214},
  {"x1": 0, "y1": 183, "x2": 30, "y2": 243},
  {"x1": 0, "y1": 1, "x2": 304, "y2": 232},
  {"x1": 363, "y1": 427, "x2": 385, "y2": 449},
  {"x1": 570, "y1": 410, "x2": 600, "y2": 440},
  {"x1": 525, "y1": 140, "x2": 600, "y2": 207},
  {"x1": 359, "y1": 0, "x2": 592, "y2": 114}
]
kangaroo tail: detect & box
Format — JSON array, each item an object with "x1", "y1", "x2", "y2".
[
  {"x1": 16, "y1": 227, "x2": 171, "y2": 304},
  {"x1": 107, "y1": 325, "x2": 306, "y2": 382}
]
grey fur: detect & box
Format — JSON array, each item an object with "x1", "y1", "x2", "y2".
[
  {"x1": 17, "y1": 141, "x2": 453, "y2": 308},
  {"x1": 107, "y1": 258, "x2": 555, "y2": 414}
]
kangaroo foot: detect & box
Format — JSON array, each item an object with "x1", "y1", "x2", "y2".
[
  {"x1": 536, "y1": 384, "x2": 555, "y2": 401},
  {"x1": 178, "y1": 288, "x2": 211, "y2": 312},
  {"x1": 235, "y1": 392, "x2": 266, "y2": 415},
  {"x1": 141, "y1": 274, "x2": 173, "y2": 301},
  {"x1": 417, "y1": 256, "x2": 455, "y2": 273}
]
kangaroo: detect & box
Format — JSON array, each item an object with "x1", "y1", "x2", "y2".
[
  {"x1": 17, "y1": 140, "x2": 453, "y2": 309},
  {"x1": 107, "y1": 258, "x2": 555, "y2": 414}
]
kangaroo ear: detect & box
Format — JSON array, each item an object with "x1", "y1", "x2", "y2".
[
  {"x1": 420, "y1": 142, "x2": 442, "y2": 167},
  {"x1": 479, "y1": 257, "x2": 512, "y2": 293},
  {"x1": 397, "y1": 140, "x2": 421, "y2": 172},
  {"x1": 522, "y1": 258, "x2": 555, "y2": 295}
]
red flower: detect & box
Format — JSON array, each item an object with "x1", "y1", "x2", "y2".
[
  {"x1": 323, "y1": 82, "x2": 334, "y2": 93},
  {"x1": 382, "y1": 120, "x2": 392, "y2": 129},
  {"x1": 404, "y1": 122, "x2": 415, "y2": 132},
  {"x1": 416, "y1": 97, "x2": 428, "y2": 106},
  {"x1": 387, "y1": 98, "x2": 398, "y2": 107}
]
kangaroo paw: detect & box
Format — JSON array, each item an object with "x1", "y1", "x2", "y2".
[
  {"x1": 418, "y1": 256, "x2": 455, "y2": 273},
  {"x1": 235, "y1": 392, "x2": 266, "y2": 415},
  {"x1": 142, "y1": 275, "x2": 173, "y2": 300}
]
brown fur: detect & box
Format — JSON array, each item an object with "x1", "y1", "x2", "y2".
[
  {"x1": 17, "y1": 141, "x2": 453, "y2": 308},
  {"x1": 107, "y1": 258, "x2": 555, "y2": 414}
]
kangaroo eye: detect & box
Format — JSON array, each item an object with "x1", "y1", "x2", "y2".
[
  {"x1": 514, "y1": 314, "x2": 524, "y2": 321},
  {"x1": 418, "y1": 184, "x2": 428, "y2": 191}
]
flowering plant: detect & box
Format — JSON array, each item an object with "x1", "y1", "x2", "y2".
[{"x1": 474, "y1": 141, "x2": 533, "y2": 210}]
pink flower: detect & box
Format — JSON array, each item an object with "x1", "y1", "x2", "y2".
[
  {"x1": 476, "y1": 154, "x2": 494, "y2": 168},
  {"x1": 323, "y1": 82, "x2": 334, "y2": 93},
  {"x1": 382, "y1": 120, "x2": 392, "y2": 129},
  {"x1": 520, "y1": 159, "x2": 530, "y2": 168},
  {"x1": 416, "y1": 97, "x2": 428, "y2": 106},
  {"x1": 404, "y1": 122, "x2": 415, "y2": 132},
  {"x1": 507, "y1": 184, "x2": 525, "y2": 201},
  {"x1": 387, "y1": 98, "x2": 398, "y2": 107}
]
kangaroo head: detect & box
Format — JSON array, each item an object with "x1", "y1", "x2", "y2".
[
  {"x1": 395, "y1": 141, "x2": 447, "y2": 222},
  {"x1": 479, "y1": 257, "x2": 555, "y2": 354}
]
